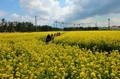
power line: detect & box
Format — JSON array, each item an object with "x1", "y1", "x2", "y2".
[
  {"x1": 37, "y1": 16, "x2": 95, "y2": 27},
  {"x1": 55, "y1": 21, "x2": 57, "y2": 28},
  {"x1": 35, "y1": 16, "x2": 37, "y2": 31},
  {"x1": 108, "y1": 19, "x2": 110, "y2": 30},
  {"x1": 95, "y1": 22, "x2": 97, "y2": 27}
]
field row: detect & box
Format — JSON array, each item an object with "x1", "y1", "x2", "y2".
[
  {"x1": 0, "y1": 31, "x2": 120, "y2": 79},
  {"x1": 55, "y1": 31, "x2": 120, "y2": 52}
]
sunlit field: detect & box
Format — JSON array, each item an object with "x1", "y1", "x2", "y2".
[
  {"x1": 0, "y1": 31, "x2": 120, "y2": 79},
  {"x1": 55, "y1": 31, "x2": 120, "y2": 52}
]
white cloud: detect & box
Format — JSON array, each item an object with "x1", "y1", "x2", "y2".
[
  {"x1": 64, "y1": 0, "x2": 120, "y2": 22},
  {"x1": 11, "y1": 13, "x2": 34, "y2": 22},
  {"x1": 111, "y1": 18, "x2": 120, "y2": 26},
  {"x1": 20, "y1": 0, "x2": 59, "y2": 17},
  {"x1": 82, "y1": 14, "x2": 120, "y2": 27},
  {"x1": 18, "y1": 0, "x2": 120, "y2": 27},
  {"x1": 19, "y1": 0, "x2": 63, "y2": 26},
  {"x1": 53, "y1": 6, "x2": 71, "y2": 21},
  {"x1": 65, "y1": 0, "x2": 74, "y2": 5},
  {"x1": 0, "y1": 11, "x2": 6, "y2": 17},
  {"x1": 11, "y1": 13, "x2": 53, "y2": 25}
]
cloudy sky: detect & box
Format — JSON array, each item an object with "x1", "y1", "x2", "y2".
[{"x1": 0, "y1": 0, "x2": 120, "y2": 27}]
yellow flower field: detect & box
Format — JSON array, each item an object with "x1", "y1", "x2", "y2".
[
  {"x1": 55, "y1": 31, "x2": 120, "y2": 52},
  {"x1": 0, "y1": 31, "x2": 120, "y2": 79}
]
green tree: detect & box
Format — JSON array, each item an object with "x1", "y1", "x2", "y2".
[
  {"x1": 1, "y1": 18, "x2": 7, "y2": 32},
  {"x1": 7, "y1": 22, "x2": 15, "y2": 32}
]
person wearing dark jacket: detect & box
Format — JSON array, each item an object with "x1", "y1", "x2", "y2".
[
  {"x1": 50, "y1": 34, "x2": 54, "y2": 42},
  {"x1": 46, "y1": 34, "x2": 51, "y2": 44}
]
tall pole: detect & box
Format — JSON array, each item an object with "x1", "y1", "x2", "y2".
[
  {"x1": 55, "y1": 21, "x2": 57, "y2": 28},
  {"x1": 108, "y1": 19, "x2": 110, "y2": 30},
  {"x1": 62, "y1": 22, "x2": 64, "y2": 30},
  {"x1": 35, "y1": 16, "x2": 37, "y2": 31},
  {"x1": 95, "y1": 22, "x2": 97, "y2": 27},
  {"x1": 53, "y1": 22, "x2": 54, "y2": 27}
]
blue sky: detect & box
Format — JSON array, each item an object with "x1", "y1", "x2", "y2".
[
  {"x1": 57, "y1": 0, "x2": 66, "y2": 7},
  {"x1": 0, "y1": 0, "x2": 24, "y2": 20},
  {"x1": 0, "y1": 0, "x2": 120, "y2": 27}
]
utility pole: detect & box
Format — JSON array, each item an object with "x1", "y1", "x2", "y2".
[
  {"x1": 53, "y1": 22, "x2": 55, "y2": 27},
  {"x1": 95, "y1": 22, "x2": 97, "y2": 27},
  {"x1": 55, "y1": 21, "x2": 57, "y2": 28},
  {"x1": 61, "y1": 22, "x2": 64, "y2": 30},
  {"x1": 35, "y1": 16, "x2": 37, "y2": 31},
  {"x1": 108, "y1": 19, "x2": 110, "y2": 30}
]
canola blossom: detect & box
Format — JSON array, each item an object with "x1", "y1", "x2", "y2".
[
  {"x1": 55, "y1": 31, "x2": 120, "y2": 52},
  {"x1": 0, "y1": 31, "x2": 120, "y2": 79}
]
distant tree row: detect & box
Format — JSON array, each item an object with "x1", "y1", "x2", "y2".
[
  {"x1": 37, "y1": 25, "x2": 61, "y2": 31},
  {"x1": 0, "y1": 18, "x2": 61, "y2": 32},
  {"x1": 63, "y1": 27, "x2": 99, "y2": 31},
  {"x1": 0, "y1": 18, "x2": 99, "y2": 32},
  {"x1": 0, "y1": 18, "x2": 35, "y2": 32}
]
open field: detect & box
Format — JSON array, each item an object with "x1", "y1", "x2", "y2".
[
  {"x1": 55, "y1": 31, "x2": 120, "y2": 52},
  {"x1": 0, "y1": 31, "x2": 120, "y2": 79}
]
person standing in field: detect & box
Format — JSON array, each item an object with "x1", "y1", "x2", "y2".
[
  {"x1": 46, "y1": 34, "x2": 51, "y2": 44},
  {"x1": 50, "y1": 34, "x2": 54, "y2": 42}
]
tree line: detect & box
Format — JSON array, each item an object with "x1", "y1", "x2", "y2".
[
  {"x1": 0, "y1": 18, "x2": 62, "y2": 32},
  {"x1": 63, "y1": 27, "x2": 99, "y2": 31},
  {"x1": 0, "y1": 18, "x2": 99, "y2": 32},
  {"x1": 0, "y1": 18, "x2": 34, "y2": 32}
]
